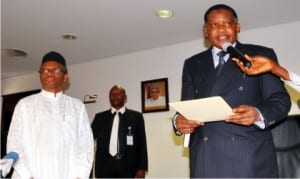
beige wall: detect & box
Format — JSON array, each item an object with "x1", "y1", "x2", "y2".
[{"x1": 2, "y1": 21, "x2": 300, "y2": 178}]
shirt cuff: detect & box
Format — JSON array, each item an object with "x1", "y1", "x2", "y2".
[
  {"x1": 172, "y1": 114, "x2": 182, "y2": 136},
  {"x1": 281, "y1": 71, "x2": 300, "y2": 85},
  {"x1": 289, "y1": 71, "x2": 300, "y2": 85},
  {"x1": 254, "y1": 108, "x2": 265, "y2": 129}
]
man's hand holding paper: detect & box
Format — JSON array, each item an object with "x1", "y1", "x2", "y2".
[
  {"x1": 175, "y1": 114, "x2": 204, "y2": 147},
  {"x1": 226, "y1": 104, "x2": 261, "y2": 126},
  {"x1": 176, "y1": 114, "x2": 204, "y2": 134}
]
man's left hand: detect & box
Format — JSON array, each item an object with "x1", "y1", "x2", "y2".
[{"x1": 225, "y1": 105, "x2": 259, "y2": 126}]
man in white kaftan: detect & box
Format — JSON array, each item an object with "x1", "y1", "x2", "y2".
[{"x1": 6, "y1": 51, "x2": 94, "y2": 179}]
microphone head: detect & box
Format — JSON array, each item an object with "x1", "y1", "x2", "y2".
[
  {"x1": 4, "y1": 152, "x2": 19, "y2": 164},
  {"x1": 222, "y1": 42, "x2": 233, "y2": 52}
]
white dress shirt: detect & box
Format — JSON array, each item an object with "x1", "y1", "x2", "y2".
[
  {"x1": 7, "y1": 90, "x2": 94, "y2": 179},
  {"x1": 284, "y1": 71, "x2": 300, "y2": 92}
]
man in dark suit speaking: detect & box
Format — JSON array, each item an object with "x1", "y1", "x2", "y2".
[
  {"x1": 172, "y1": 4, "x2": 291, "y2": 178},
  {"x1": 91, "y1": 85, "x2": 148, "y2": 178}
]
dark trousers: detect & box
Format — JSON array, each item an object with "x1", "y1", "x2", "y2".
[{"x1": 93, "y1": 155, "x2": 135, "y2": 178}]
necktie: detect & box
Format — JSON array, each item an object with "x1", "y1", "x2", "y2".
[
  {"x1": 109, "y1": 112, "x2": 119, "y2": 156},
  {"x1": 216, "y1": 51, "x2": 226, "y2": 76}
]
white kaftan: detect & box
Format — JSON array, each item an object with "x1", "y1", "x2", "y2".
[{"x1": 7, "y1": 90, "x2": 94, "y2": 179}]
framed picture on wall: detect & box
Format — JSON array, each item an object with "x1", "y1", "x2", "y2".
[{"x1": 141, "y1": 78, "x2": 169, "y2": 113}]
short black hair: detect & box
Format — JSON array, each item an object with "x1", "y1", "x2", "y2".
[{"x1": 204, "y1": 4, "x2": 238, "y2": 24}]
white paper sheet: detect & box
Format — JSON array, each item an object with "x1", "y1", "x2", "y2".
[
  {"x1": 169, "y1": 96, "x2": 233, "y2": 147},
  {"x1": 169, "y1": 96, "x2": 233, "y2": 122}
]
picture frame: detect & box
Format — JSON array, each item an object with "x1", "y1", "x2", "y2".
[{"x1": 141, "y1": 78, "x2": 169, "y2": 113}]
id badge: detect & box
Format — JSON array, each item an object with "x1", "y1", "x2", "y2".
[
  {"x1": 126, "y1": 126, "x2": 134, "y2": 145},
  {"x1": 127, "y1": 135, "x2": 133, "y2": 146}
]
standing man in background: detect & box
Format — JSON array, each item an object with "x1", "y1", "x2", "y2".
[
  {"x1": 92, "y1": 85, "x2": 148, "y2": 178},
  {"x1": 172, "y1": 4, "x2": 291, "y2": 178},
  {"x1": 7, "y1": 51, "x2": 94, "y2": 178}
]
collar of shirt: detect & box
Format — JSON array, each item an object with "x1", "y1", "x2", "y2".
[
  {"x1": 111, "y1": 106, "x2": 126, "y2": 115},
  {"x1": 41, "y1": 89, "x2": 63, "y2": 99},
  {"x1": 211, "y1": 42, "x2": 237, "y2": 68}
]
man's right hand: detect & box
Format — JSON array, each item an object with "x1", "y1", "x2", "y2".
[{"x1": 176, "y1": 114, "x2": 204, "y2": 134}]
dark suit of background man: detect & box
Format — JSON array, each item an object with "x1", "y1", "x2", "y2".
[
  {"x1": 91, "y1": 85, "x2": 148, "y2": 178},
  {"x1": 172, "y1": 4, "x2": 291, "y2": 178}
]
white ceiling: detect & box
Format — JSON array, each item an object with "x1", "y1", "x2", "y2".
[{"x1": 2, "y1": 0, "x2": 300, "y2": 79}]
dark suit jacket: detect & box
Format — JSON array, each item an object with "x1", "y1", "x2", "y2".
[
  {"x1": 91, "y1": 108, "x2": 148, "y2": 178},
  {"x1": 181, "y1": 42, "x2": 291, "y2": 178}
]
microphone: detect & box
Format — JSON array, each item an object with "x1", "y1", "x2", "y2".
[
  {"x1": 0, "y1": 152, "x2": 19, "y2": 177},
  {"x1": 222, "y1": 42, "x2": 251, "y2": 68}
]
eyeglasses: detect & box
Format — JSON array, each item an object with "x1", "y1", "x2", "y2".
[{"x1": 39, "y1": 68, "x2": 65, "y2": 75}]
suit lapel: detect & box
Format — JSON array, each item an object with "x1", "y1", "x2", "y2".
[
  {"x1": 197, "y1": 50, "x2": 217, "y2": 90},
  {"x1": 210, "y1": 55, "x2": 244, "y2": 96},
  {"x1": 191, "y1": 47, "x2": 245, "y2": 97}
]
